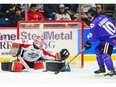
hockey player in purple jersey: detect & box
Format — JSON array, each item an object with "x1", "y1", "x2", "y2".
[{"x1": 84, "y1": 11, "x2": 116, "y2": 76}]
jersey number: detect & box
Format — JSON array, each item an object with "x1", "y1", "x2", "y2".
[{"x1": 102, "y1": 21, "x2": 115, "y2": 35}]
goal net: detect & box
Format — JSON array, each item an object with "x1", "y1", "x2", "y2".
[{"x1": 17, "y1": 20, "x2": 84, "y2": 68}]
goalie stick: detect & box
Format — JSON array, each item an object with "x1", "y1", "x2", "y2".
[
  {"x1": 0, "y1": 32, "x2": 31, "y2": 72},
  {"x1": 54, "y1": 48, "x2": 85, "y2": 74}
]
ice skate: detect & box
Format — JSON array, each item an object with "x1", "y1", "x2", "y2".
[
  {"x1": 104, "y1": 69, "x2": 116, "y2": 76},
  {"x1": 94, "y1": 65, "x2": 106, "y2": 74}
]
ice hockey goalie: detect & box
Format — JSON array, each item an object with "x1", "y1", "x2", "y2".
[{"x1": 1, "y1": 36, "x2": 70, "y2": 72}]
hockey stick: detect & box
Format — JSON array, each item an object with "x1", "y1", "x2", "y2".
[
  {"x1": 54, "y1": 48, "x2": 85, "y2": 74},
  {"x1": 0, "y1": 32, "x2": 31, "y2": 72},
  {"x1": 18, "y1": 56, "x2": 31, "y2": 72}
]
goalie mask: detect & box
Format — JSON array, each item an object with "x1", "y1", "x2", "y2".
[{"x1": 33, "y1": 36, "x2": 44, "y2": 48}]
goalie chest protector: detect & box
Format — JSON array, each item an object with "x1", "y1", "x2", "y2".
[{"x1": 45, "y1": 61, "x2": 70, "y2": 72}]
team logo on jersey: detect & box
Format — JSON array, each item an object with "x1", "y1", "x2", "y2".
[
  {"x1": 28, "y1": 52, "x2": 39, "y2": 58},
  {"x1": 87, "y1": 33, "x2": 92, "y2": 39},
  {"x1": 90, "y1": 23, "x2": 95, "y2": 28},
  {"x1": 23, "y1": 47, "x2": 42, "y2": 62}
]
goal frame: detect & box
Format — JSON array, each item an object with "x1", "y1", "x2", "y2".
[{"x1": 17, "y1": 20, "x2": 84, "y2": 68}]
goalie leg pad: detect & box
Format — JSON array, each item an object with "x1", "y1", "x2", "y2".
[
  {"x1": 34, "y1": 61, "x2": 44, "y2": 70},
  {"x1": 45, "y1": 61, "x2": 70, "y2": 72},
  {"x1": 1, "y1": 61, "x2": 12, "y2": 71},
  {"x1": 11, "y1": 62, "x2": 23, "y2": 72},
  {"x1": 1, "y1": 61, "x2": 23, "y2": 72}
]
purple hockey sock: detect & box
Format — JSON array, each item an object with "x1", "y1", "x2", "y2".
[
  {"x1": 102, "y1": 54, "x2": 114, "y2": 70},
  {"x1": 96, "y1": 56, "x2": 104, "y2": 67},
  {"x1": 95, "y1": 48, "x2": 104, "y2": 67}
]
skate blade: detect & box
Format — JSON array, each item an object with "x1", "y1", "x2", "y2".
[
  {"x1": 104, "y1": 74, "x2": 113, "y2": 77},
  {"x1": 94, "y1": 73, "x2": 105, "y2": 77},
  {"x1": 104, "y1": 73, "x2": 116, "y2": 77},
  {"x1": 94, "y1": 73, "x2": 115, "y2": 78}
]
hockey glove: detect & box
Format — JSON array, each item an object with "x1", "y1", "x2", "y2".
[
  {"x1": 60, "y1": 49, "x2": 70, "y2": 61},
  {"x1": 84, "y1": 41, "x2": 92, "y2": 50}
]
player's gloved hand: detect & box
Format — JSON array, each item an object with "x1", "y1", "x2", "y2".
[{"x1": 84, "y1": 41, "x2": 92, "y2": 50}]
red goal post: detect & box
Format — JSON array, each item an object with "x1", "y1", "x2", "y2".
[{"x1": 17, "y1": 20, "x2": 84, "y2": 68}]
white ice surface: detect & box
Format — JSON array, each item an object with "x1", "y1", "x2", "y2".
[{"x1": 0, "y1": 61, "x2": 116, "y2": 87}]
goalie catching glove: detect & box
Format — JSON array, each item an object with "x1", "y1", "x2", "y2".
[
  {"x1": 56, "y1": 49, "x2": 70, "y2": 61},
  {"x1": 45, "y1": 49, "x2": 70, "y2": 72},
  {"x1": 84, "y1": 41, "x2": 92, "y2": 50}
]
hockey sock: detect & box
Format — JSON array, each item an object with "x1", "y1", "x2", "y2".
[
  {"x1": 102, "y1": 54, "x2": 114, "y2": 70},
  {"x1": 96, "y1": 56, "x2": 104, "y2": 67},
  {"x1": 95, "y1": 48, "x2": 104, "y2": 67}
]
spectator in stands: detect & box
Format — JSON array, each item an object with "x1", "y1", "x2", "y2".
[
  {"x1": 80, "y1": 5, "x2": 88, "y2": 20},
  {"x1": 96, "y1": 4, "x2": 103, "y2": 15},
  {"x1": 74, "y1": 5, "x2": 92, "y2": 25},
  {"x1": 28, "y1": 4, "x2": 45, "y2": 21},
  {"x1": 65, "y1": 4, "x2": 79, "y2": 20},
  {"x1": 44, "y1": 4, "x2": 59, "y2": 20},
  {"x1": 36, "y1": 4, "x2": 44, "y2": 16},
  {"x1": 55, "y1": 4, "x2": 71, "y2": 20},
  {"x1": 0, "y1": 4, "x2": 16, "y2": 27},
  {"x1": 10, "y1": 7, "x2": 24, "y2": 27},
  {"x1": 0, "y1": 5, "x2": 6, "y2": 17},
  {"x1": 0, "y1": 4, "x2": 11, "y2": 15}
]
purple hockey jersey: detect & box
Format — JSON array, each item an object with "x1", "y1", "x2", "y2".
[{"x1": 87, "y1": 14, "x2": 116, "y2": 46}]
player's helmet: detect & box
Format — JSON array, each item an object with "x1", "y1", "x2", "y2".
[{"x1": 89, "y1": 4, "x2": 103, "y2": 19}]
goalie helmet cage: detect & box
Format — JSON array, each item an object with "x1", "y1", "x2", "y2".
[{"x1": 17, "y1": 20, "x2": 84, "y2": 68}]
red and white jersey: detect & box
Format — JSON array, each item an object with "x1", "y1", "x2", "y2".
[
  {"x1": 21, "y1": 44, "x2": 56, "y2": 62},
  {"x1": 11, "y1": 39, "x2": 58, "y2": 62},
  {"x1": 28, "y1": 10, "x2": 45, "y2": 21}
]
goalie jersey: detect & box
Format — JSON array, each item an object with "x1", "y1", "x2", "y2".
[
  {"x1": 20, "y1": 43, "x2": 56, "y2": 62},
  {"x1": 10, "y1": 40, "x2": 56, "y2": 62},
  {"x1": 87, "y1": 14, "x2": 116, "y2": 46}
]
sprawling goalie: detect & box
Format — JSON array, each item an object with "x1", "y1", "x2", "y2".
[{"x1": 1, "y1": 36, "x2": 70, "y2": 72}]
